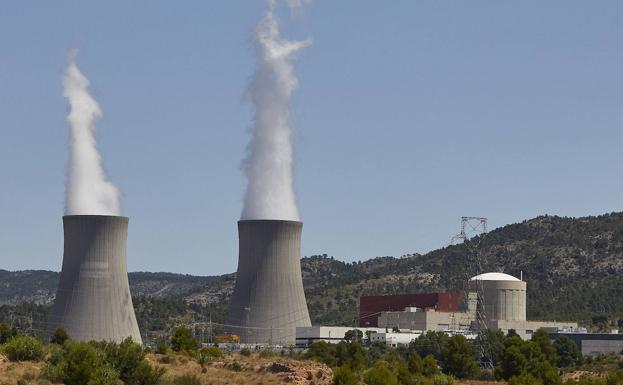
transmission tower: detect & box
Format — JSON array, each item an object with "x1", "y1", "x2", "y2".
[{"x1": 451, "y1": 216, "x2": 494, "y2": 371}]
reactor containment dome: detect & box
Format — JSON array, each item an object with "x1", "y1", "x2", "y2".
[
  {"x1": 469, "y1": 272, "x2": 526, "y2": 322},
  {"x1": 45, "y1": 215, "x2": 142, "y2": 343}
]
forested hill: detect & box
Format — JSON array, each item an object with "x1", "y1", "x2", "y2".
[{"x1": 2, "y1": 212, "x2": 623, "y2": 327}]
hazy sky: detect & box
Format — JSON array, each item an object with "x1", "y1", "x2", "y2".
[{"x1": 1, "y1": 1, "x2": 622, "y2": 275}]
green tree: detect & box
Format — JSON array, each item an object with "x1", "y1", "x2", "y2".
[
  {"x1": 411, "y1": 331, "x2": 450, "y2": 360},
  {"x1": 422, "y1": 354, "x2": 440, "y2": 377},
  {"x1": 344, "y1": 329, "x2": 364, "y2": 343},
  {"x1": 531, "y1": 329, "x2": 557, "y2": 364},
  {"x1": 333, "y1": 365, "x2": 359, "y2": 385},
  {"x1": 306, "y1": 341, "x2": 337, "y2": 367},
  {"x1": 498, "y1": 345, "x2": 527, "y2": 379},
  {"x1": 475, "y1": 329, "x2": 506, "y2": 366},
  {"x1": 554, "y1": 336, "x2": 579, "y2": 368},
  {"x1": 170, "y1": 326, "x2": 198, "y2": 353},
  {"x1": 364, "y1": 361, "x2": 399, "y2": 385},
  {"x1": 408, "y1": 352, "x2": 424, "y2": 375},
  {"x1": 440, "y1": 335, "x2": 479, "y2": 379},
  {"x1": 51, "y1": 327, "x2": 70, "y2": 345}
]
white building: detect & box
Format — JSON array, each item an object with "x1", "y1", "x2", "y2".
[{"x1": 295, "y1": 326, "x2": 387, "y2": 347}]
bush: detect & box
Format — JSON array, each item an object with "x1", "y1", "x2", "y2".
[
  {"x1": 240, "y1": 347, "x2": 251, "y2": 357},
  {"x1": 332, "y1": 365, "x2": 358, "y2": 385},
  {"x1": 2, "y1": 335, "x2": 44, "y2": 362},
  {"x1": 156, "y1": 340, "x2": 168, "y2": 355},
  {"x1": 433, "y1": 374, "x2": 455, "y2": 385},
  {"x1": 170, "y1": 326, "x2": 198, "y2": 353},
  {"x1": 364, "y1": 361, "x2": 398, "y2": 385},
  {"x1": 50, "y1": 328, "x2": 70, "y2": 345},
  {"x1": 0, "y1": 324, "x2": 18, "y2": 344}
]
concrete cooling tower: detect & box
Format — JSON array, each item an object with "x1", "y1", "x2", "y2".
[
  {"x1": 227, "y1": 220, "x2": 311, "y2": 345},
  {"x1": 45, "y1": 215, "x2": 142, "y2": 343}
]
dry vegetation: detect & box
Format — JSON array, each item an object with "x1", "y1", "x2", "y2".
[{"x1": 0, "y1": 351, "x2": 333, "y2": 385}]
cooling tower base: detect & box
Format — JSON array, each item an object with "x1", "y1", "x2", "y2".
[
  {"x1": 45, "y1": 215, "x2": 142, "y2": 344},
  {"x1": 227, "y1": 220, "x2": 311, "y2": 345}
]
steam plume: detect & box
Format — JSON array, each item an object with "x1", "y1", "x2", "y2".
[
  {"x1": 63, "y1": 50, "x2": 120, "y2": 216},
  {"x1": 240, "y1": 6, "x2": 311, "y2": 221}
]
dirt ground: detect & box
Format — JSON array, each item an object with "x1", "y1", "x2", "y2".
[{"x1": 145, "y1": 353, "x2": 333, "y2": 385}]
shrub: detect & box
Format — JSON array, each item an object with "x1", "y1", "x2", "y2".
[
  {"x1": 50, "y1": 328, "x2": 70, "y2": 345},
  {"x1": 433, "y1": 374, "x2": 455, "y2": 385},
  {"x1": 364, "y1": 361, "x2": 399, "y2": 385},
  {"x1": 156, "y1": 340, "x2": 168, "y2": 355},
  {"x1": 229, "y1": 361, "x2": 243, "y2": 372},
  {"x1": 200, "y1": 345, "x2": 224, "y2": 360},
  {"x1": 170, "y1": 326, "x2": 198, "y2": 353},
  {"x1": 2, "y1": 335, "x2": 44, "y2": 362},
  {"x1": 240, "y1": 347, "x2": 251, "y2": 357},
  {"x1": 332, "y1": 365, "x2": 358, "y2": 385},
  {"x1": 0, "y1": 324, "x2": 18, "y2": 344}
]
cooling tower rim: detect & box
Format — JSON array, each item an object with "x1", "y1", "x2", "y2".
[
  {"x1": 63, "y1": 214, "x2": 128, "y2": 221},
  {"x1": 238, "y1": 219, "x2": 302, "y2": 225}
]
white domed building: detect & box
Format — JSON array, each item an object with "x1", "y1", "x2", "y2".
[{"x1": 469, "y1": 272, "x2": 576, "y2": 339}]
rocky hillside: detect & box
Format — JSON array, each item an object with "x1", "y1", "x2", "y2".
[{"x1": 3, "y1": 212, "x2": 623, "y2": 330}]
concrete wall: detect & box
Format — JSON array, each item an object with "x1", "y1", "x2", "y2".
[
  {"x1": 46, "y1": 216, "x2": 141, "y2": 343},
  {"x1": 470, "y1": 280, "x2": 527, "y2": 322},
  {"x1": 378, "y1": 310, "x2": 475, "y2": 331},
  {"x1": 227, "y1": 220, "x2": 311, "y2": 345},
  {"x1": 485, "y1": 320, "x2": 577, "y2": 340}
]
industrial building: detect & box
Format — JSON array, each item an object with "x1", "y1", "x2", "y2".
[
  {"x1": 317, "y1": 271, "x2": 578, "y2": 345},
  {"x1": 378, "y1": 293, "x2": 477, "y2": 332},
  {"x1": 227, "y1": 220, "x2": 311, "y2": 345},
  {"x1": 549, "y1": 331, "x2": 623, "y2": 356},
  {"x1": 295, "y1": 326, "x2": 387, "y2": 347},
  {"x1": 359, "y1": 292, "x2": 462, "y2": 327},
  {"x1": 45, "y1": 215, "x2": 142, "y2": 343}
]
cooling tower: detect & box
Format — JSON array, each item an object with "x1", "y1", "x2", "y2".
[
  {"x1": 227, "y1": 220, "x2": 311, "y2": 345},
  {"x1": 45, "y1": 215, "x2": 142, "y2": 343}
]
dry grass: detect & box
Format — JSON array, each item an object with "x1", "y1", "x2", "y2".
[
  {"x1": 148, "y1": 353, "x2": 333, "y2": 385},
  {"x1": 0, "y1": 353, "x2": 44, "y2": 385}
]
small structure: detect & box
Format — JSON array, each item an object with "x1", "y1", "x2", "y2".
[{"x1": 369, "y1": 331, "x2": 422, "y2": 347}]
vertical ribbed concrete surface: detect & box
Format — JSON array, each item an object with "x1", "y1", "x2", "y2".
[
  {"x1": 469, "y1": 280, "x2": 527, "y2": 322},
  {"x1": 46, "y1": 215, "x2": 142, "y2": 343},
  {"x1": 227, "y1": 220, "x2": 311, "y2": 345}
]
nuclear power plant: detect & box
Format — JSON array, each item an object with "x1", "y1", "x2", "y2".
[
  {"x1": 45, "y1": 215, "x2": 142, "y2": 343},
  {"x1": 227, "y1": 220, "x2": 311, "y2": 345}
]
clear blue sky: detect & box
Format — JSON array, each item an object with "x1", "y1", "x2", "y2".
[{"x1": 1, "y1": 1, "x2": 622, "y2": 274}]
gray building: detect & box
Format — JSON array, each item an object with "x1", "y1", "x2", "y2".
[
  {"x1": 46, "y1": 215, "x2": 142, "y2": 343},
  {"x1": 227, "y1": 220, "x2": 311, "y2": 345},
  {"x1": 550, "y1": 332, "x2": 623, "y2": 356}
]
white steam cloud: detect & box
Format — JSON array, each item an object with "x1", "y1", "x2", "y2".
[
  {"x1": 63, "y1": 50, "x2": 121, "y2": 216},
  {"x1": 240, "y1": 5, "x2": 311, "y2": 221}
]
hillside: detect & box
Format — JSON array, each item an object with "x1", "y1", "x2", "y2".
[{"x1": 2, "y1": 212, "x2": 623, "y2": 334}]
